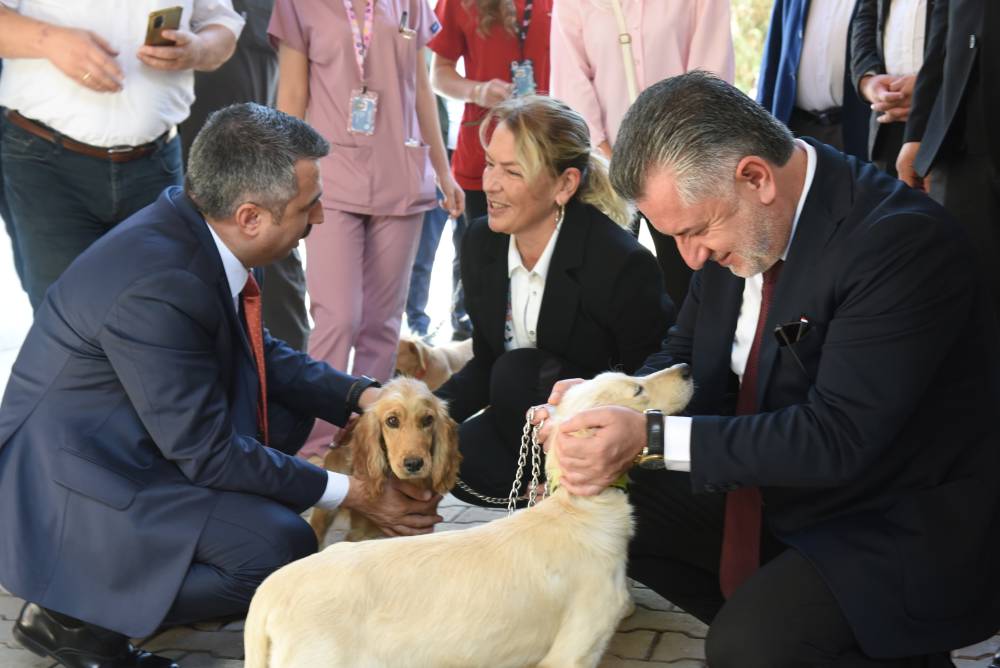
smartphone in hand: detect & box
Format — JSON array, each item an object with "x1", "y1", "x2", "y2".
[{"x1": 145, "y1": 6, "x2": 183, "y2": 46}]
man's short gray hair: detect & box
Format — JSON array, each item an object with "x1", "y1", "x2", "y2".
[
  {"x1": 186, "y1": 103, "x2": 330, "y2": 220},
  {"x1": 610, "y1": 71, "x2": 794, "y2": 205}
]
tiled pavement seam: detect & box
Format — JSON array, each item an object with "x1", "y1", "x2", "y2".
[{"x1": 2, "y1": 495, "x2": 998, "y2": 667}]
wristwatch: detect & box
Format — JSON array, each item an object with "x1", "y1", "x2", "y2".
[
  {"x1": 346, "y1": 375, "x2": 381, "y2": 415},
  {"x1": 635, "y1": 409, "x2": 666, "y2": 470}
]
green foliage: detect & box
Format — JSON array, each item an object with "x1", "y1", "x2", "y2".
[{"x1": 731, "y1": 0, "x2": 774, "y2": 96}]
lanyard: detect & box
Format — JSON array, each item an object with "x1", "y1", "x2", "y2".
[
  {"x1": 516, "y1": 0, "x2": 533, "y2": 59},
  {"x1": 343, "y1": 0, "x2": 375, "y2": 85}
]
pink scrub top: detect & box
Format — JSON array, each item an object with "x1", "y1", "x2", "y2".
[{"x1": 269, "y1": 0, "x2": 440, "y2": 216}]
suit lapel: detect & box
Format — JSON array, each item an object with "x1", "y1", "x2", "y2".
[
  {"x1": 171, "y1": 189, "x2": 257, "y2": 398},
  {"x1": 756, "y1": 140, "x2": 853, "y2": 404},
  {"x1": 694, "y1": 265, "x2": 744, "y2": 410},
  {"x1": 480, "y1": 230, "x2": 510, "y2": 357},
  {"x1": 536, "y1": 201, "x2": 586, "y2": 353}
]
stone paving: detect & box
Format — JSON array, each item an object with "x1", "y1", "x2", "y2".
[{"x1": 2, "y1": 493, "x2": 998, "y2": 667}]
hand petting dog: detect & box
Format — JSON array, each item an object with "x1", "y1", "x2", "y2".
[{"x1": 533, "y1": 377, "x2": 650, "y2": 496}]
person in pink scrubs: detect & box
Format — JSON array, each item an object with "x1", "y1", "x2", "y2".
[
  {"x1": 550, "y1": 0, "x2": 734, "y2": 309},
  {"x1": 270, "y1": 0, "x2": 463, "y2": 460}
]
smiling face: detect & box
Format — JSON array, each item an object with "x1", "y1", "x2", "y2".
[
  {"x1": 482, "y1": 122, "x2": 565, "y2": 237},
  {"x1": 637, "y1": 164, "x2": 789, "y2": 278}
]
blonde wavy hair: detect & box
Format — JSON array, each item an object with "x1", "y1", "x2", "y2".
[
  {"x1": 479, "y1": 96, "x2": 632, "y2": 227},
  {"x1": 462, "y1": 0, "x2": 518, "y2": 38}
]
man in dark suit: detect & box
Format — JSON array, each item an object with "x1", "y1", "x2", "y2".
[
  {"x1": 896, "y1": 0, "x2": 1000, "y2": 316},
  {"x1": 0, "y1": 104, "x2": 441, "y2": 668},
  {"x1": 542, "y1": 72, "x2": 1000, "y2": 666},
  {"x1": 850, "y1": 0, "x2": 934, "y2": 176},
  {"x1": 178, "y1": 0, "x2": 311, "y2": 354}
]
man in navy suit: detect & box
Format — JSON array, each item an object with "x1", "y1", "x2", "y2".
[
  {"x1": 542, "y1": 72, "x2": 1000, "y2": 666},
  {"x1": 0, "y1": 104, "x2": 441, "y2": 668}
]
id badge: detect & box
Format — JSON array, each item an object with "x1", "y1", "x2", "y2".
[
  {"x1": 348, "y1": 88, "x2": 379, "y2": 135},
  {"x1": 510, "y1": 60, "x2": 536, "y2": 97}
]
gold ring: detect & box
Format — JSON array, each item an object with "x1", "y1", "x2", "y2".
[{"x1": 82, "y1": 71, "x2": 92, "y2": 83}]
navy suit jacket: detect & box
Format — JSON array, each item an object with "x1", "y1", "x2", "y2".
[
  {"x1": 437, "y1": 200, "x2": 674, "y2": 422},
  {"x1": 639, "y1": 141, "x2": 1000, "y2": 656},
  {"x1": 0, "y1": 187, "x2": 355, "y2": 637},
  {"x1": 757, "y1": 0, "x2": 870, "y2": 160}
]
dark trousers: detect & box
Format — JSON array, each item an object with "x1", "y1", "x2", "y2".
[
  {"x1": 0, "y1": 105, "x2": 24, "y2": 291},
  {"x1": 1, "y1": 116, "x2": 183, "y2": 310},
  {"x1": 928, "y1": 152, "x2": 1000, "y2": 319},
  {"x1": 628, "y1": 470, "x2": 954, "y2": 668},
  {"x1": 449, "y1": 348, "x2": 581, "y2": 505},
  {"x1": 789, "y1": 107, "x2": 846, "y2": 151},
  {"x1": 405, "y1": 189, "x2": 469, "y2": 336},
  {"x1": 452, "y1": 189, "x2": 490, "y2": 337},
  {"x1": 162, "y1": 490, "x2": 316, "y2": 627},
  {"x1": 870, "y1": 120, "x2": 906, "y2": 178},
  {"x1": 261, "y1": 249, "x2": 310, "y2": 352}
]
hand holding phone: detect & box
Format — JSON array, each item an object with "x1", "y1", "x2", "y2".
[{"x1": 145, "y1": 6, "x2": 183, "y2": 46}]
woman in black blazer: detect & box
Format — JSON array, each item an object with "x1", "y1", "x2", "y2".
[{"x1": 436, "y1": 96, "x2": 675, "y2": 505}]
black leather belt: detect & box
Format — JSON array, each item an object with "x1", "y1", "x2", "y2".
[{"x1": 792, "y1": 106, "x2": 843, "y2": 127}]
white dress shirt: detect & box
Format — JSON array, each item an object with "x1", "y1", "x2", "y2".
[
  {"x1": 0, "y1": 0, "x2": 244, "y2": 147},
  {"x1": 795, "y1": 0, "x2": 854, "y2": 111},
  {"x1": 207, "y1": 222, "x2": 348, "y2": 509},
  {"x1": 884, "y1": 0, "x2": 926, "y2": 76},
  {"x1": 505, "y1": 223, "x2": 563, "y2": 351},
  {"x1": 664, "y1": 141, "x2": 817, "y2": 470}
]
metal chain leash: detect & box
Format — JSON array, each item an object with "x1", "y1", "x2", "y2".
[{"x1": 453, "y1": 407, "x2": 546, "y2": 516}]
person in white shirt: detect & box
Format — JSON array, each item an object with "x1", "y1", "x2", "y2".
[
  {"x1": 851, "y1": 0, "x2": 932, "y2": 176},
  {"x1": 434, "y1": 95, "x2": 673, "y2": 506},
  {"x1": 0, "y1": 0, "x2": 244, "y2": 310}
]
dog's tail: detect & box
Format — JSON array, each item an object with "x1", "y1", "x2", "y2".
[{"x1": 243, "y1": 594, "x2": 271, "y2": 668}]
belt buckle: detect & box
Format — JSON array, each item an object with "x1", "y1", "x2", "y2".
[{"x1": 106, "y1": 145, "x2": 136, "y2": 155}]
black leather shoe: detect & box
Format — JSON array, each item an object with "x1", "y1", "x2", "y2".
[{"x1": 13, "y1": 603, "x2": 179, "y2": 668}]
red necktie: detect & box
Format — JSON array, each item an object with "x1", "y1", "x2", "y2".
[
  {"x1": 241, "y1": 274, "x2": 269, "y2": 445},
  {"x1": 719, "y1": 260, "x2": 783, "y2": 598}
]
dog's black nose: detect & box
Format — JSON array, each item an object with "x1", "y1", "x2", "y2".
[
  {"x1": 404, "y1": 457, "x2": 425, "y2": 473},
  {"x1": 677, "y1": 363, "x2": 692, "y2": 380}
]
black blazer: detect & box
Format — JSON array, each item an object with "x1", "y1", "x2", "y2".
[
  {"x1": 0, "y1": 188, "x2": 354, "y2": 637},
  {"x1": 437, "y1": 200, "x2": 674, "y2": 422},
  {"x1": 905, "y1": 0, "x2": 998, "y2": 174},
  {"x1": 850, "y1": 0, "x2": 935, "y2": 159},
  {"x1": 640, "y1": 140, "x2": 1000, "y2": 657}
]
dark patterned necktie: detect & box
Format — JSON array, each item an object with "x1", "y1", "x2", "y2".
[{"x1": 719, "y1": 260, "x2": 783, "y2": 598}]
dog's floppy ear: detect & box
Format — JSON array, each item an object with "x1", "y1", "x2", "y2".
[
  {"x1": 348, "y1": 409, "x2": 388, "y2": 499},
  {"x1": 412, "y1": 340, "x2": 429, "y2": 374},
  {"x1": 431, "y1": 401, "x2": 461, "y2": 493}
]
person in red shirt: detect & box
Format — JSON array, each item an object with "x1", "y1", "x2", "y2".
[{"x1": 429, "y1": 0, "x2": 552, "y2": 336}]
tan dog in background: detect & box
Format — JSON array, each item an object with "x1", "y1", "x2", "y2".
[
  {"x1": 246, "y1": 364, "x2": 692, "y2": 668},
  {"x1": 309, "y1": 377, "x2": 460, "y2": 543},
  {"x1": 395, "y1": 337, "x2": 474, "y2": 391}
]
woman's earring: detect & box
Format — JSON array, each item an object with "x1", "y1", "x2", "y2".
[{"x1": 555, "y1": 203, "x2": 565, "y2": 226}]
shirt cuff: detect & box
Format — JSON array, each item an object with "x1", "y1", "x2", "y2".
[
  {"x1": 315, "y1": 471, "x2": 350, "y2": 510},
  {"x1": 664, "y1": 416, "x2": 692, "y2": 472}
]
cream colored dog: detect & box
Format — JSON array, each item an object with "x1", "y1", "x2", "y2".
[
  {"x1": 245, "y1": 364, "x2": 693, "y2": 668},
  {"x1": 395, "y1": 336, "x2": 474, "y2": 391}
]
